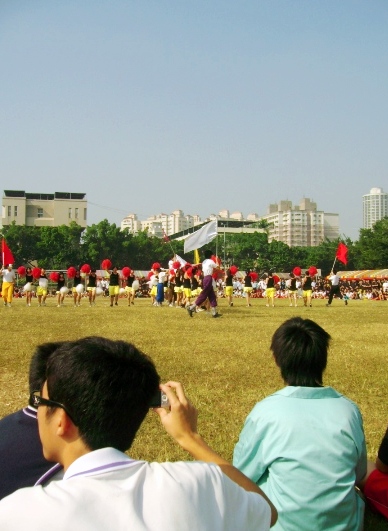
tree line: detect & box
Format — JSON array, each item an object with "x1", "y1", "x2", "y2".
[{"x1": 2, "y1": 218, "x2": 388, "y2": 275}]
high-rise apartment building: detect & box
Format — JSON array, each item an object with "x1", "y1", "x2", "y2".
[
  {"x1": 121, "y1": 210, "x2": 202, "y2": 237},
  {"x1": 2, "y1": 190, "x2": 87, "y2": 228},
  {"x1": 260, "y1": 198, "x2": 339, "y2": 247},
  {"x1": 363, "y1": 187, "x2": 388, "y2": 229}
]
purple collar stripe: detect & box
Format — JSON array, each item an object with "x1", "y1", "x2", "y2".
[
  {"x1": 23, "y1": 407, "x2": 37, "y2": 419},
  {"x1": 66, "y1": 460, "x2": 136, "y2": 480},
  {"x1": 35, "y1": 463, "x2": 63, "y2": 486}
]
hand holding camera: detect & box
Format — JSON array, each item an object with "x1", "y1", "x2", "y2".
[{"x1": 153, "y1": 381, "x2": 199, "y2": 449}]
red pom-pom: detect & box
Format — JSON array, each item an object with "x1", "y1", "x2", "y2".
[
  {"x1": 101, "y1": 259, "x2": 112, "y2": 270},
  {"x1": 273, "y1": 274, "x2": 280, "y2": 284},
  {"x1": 293, "y1": 266, "x2": 301, "y2": 276},
  {"x1": 50, "y1": 272, "x2": 59, "y2": 282},
  {"x1": 185, "y1": 267, "x2": 193, "y2": 278},
  {"x1": 173, "y1": 261, "x2": 180, "y2": 269},
  {"x1": 152, "y1": 262, "x2": 161, "y2": 270},
  {"x1": 67, "y1": 266, "x2": 77, "y2": 278},
  {"x1": 122, "y1": 266, "x2": 131, "y2": 278},
  {"x1": 230, "y1": 265, "x2": 238, "y2": 275},
  {"x1": 308, "y1": 266, "x2": 318, "y2": 276},
  {"x1": 147, "y1": 271, "x2": 154, "y2": 280},
  {"x1": 249, "y1": 271, "x2": 259, "y2": 281},
  {"x1": 81, "y1": 264, "x2": 91, "y2": 274},
  {"x1": 17, "y1": 266, "x2": 26, "y2": 276},
  {"x1": 32, "y1": 267, "x2": 41, "y2": 279}
]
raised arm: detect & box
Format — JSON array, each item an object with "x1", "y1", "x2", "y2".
[{"x1": 154, "y1": 381, "x2": 277, "y2": 526}]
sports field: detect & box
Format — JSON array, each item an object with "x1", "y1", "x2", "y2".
[{"x1": 0, "y1": 295, "x2": 386, "y2": 529}]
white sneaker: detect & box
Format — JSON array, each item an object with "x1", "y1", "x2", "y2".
[{"x1": 7, "y1": 303, "x2": 11, "y2": 308}]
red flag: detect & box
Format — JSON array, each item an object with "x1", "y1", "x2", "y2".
[
  {"x1": 336, "y1": 243, "x2": 348, "y2": 265},
  {"x1": 162, "y1": 229, "x2": 170, "y2": 243},
  {"x1": 2, "y1": 238, "x2": 15, "y2": 265}
]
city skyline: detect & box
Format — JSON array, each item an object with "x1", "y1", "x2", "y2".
[{"x1": 1, "y1": 1, "x2": 387, "y2": 241}]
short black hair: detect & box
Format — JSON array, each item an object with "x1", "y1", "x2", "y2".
[
  {"x1": 204, "y1": 250, "x2": 213, "y2": 259},
  {"x1": 29, "y1": 342, "x2": 68, "y2": 394},
  {"x1": 45, "y1": 337, "x2": 160, "y2": 452},
  {"x1": 271, "y1": 317, "x2": 331, "y2": 387}
]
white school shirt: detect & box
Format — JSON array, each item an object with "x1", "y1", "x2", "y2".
[
  {"x1": 202, "y1": 259, "x2": 217, "y2": 277},
  {"x1": 0, "y1": 447, "x2": 271, "y2": 531}
]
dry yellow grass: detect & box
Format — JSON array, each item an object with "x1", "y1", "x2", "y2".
[{"x1": 0, "y1": 294, "x2": 386, "y2": 529}]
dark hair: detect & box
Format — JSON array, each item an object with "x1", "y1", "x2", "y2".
[
  {"x1": 204, "y1": 250, "x2": 212, "y2": 259},
  {"x1": 270, "y1": 317, "x2": 330, "y2": 387},
  {"x1": 29, "y1": 342, "x2": 68, "y2": 394},
  {"x1": 45, "y1": 337, "x2": 160, "y2": 452}
]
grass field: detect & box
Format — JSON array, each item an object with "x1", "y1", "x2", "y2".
[{"x1": 0, "y1": 294, "x2": 387, "y2": 529}]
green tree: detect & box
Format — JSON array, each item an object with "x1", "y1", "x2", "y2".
[
  {"x1": 35, "y1": 223, "x2": 84, "y2": 269},
  {"x1": 1, "y1": 223, "x2": 40, "y2": 265},
  {"x1": 353, "y1": 218, "x2": 388, "y2": 269}
]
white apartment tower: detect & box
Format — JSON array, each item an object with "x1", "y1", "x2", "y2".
[
  {"x1": 363, "y1": 187, "x2": 388, "y2": 229},
  {"x1": 260, "y1": 198, "x2": 339, "y2": 247}
]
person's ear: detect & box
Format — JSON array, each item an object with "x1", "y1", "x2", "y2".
[{"x1": 56, "y1": 409, "x2": 74, "y2": 437}]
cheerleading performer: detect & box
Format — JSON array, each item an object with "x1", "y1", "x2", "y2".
[
  {"x1": 288, "y1": 273, "x2": 298, "y2": 307},
  {"x1": 25, "y1": 267, "x2": 34, "y2": 307},
  {"x1": 244, "y1": 270, "x2": 253, "y2": 307},
  {"x1": 56, "y1": 273, "x2": 66, "y2": 307},
  {"x1": 265, "y1": 272, "x2": 276, "y2": 307},
  {"x1": 72, "y1": 270, "x2": 83, "y2": 307},
  {"x1": 182, "y1": 266, "x2": 193, "y2": 308},
  {"x1": 155, "y1": 267, "x2": 167, "y2": 306},
  {"x1": 37, "y1": 269, "x2": 49, "y2": 307},
  {"x1": 174, "y1": 268, "x2": 184, "y2": 308},
  {"x1": 87, "y1": 269, "x2": 97, "y2": 306},
  {"x1": 224, "y1": 268, "x2": 234, "y2": 307},
  {"x1": 108, "y1": 266, "x2": 121, "y2": 307},
  {"x1": 302, "y1": 271, "x2": 313, "y2": 308},
  {"x1": 125, "y1": 270, "x2": 136, "y2": 306},
  {"x1": 1, "y1": 264, "x2": 16, "y2": 307},
  {"x1": 166, "y1": 269, "x2": 175, "y2": 307}
]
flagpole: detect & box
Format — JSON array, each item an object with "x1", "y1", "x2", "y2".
[{"x1": 330, "y1": 257, "x2": 337, "y2": 272}]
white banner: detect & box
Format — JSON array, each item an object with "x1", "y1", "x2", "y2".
[{"x1": 184, "y1": 220, "x2": 218, "y2": 253}]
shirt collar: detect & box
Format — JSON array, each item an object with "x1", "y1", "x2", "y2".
[
  {"x1": 23, "y1": 405, "x2": 38, "y2": 418},
  {"x1": 64, "y1": 447, "x2": 138, "y2": 481},
  {"x1": 274, "y1": 386, "x2": 342, "y2": 399}
]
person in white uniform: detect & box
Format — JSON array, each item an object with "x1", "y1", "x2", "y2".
[{"x1": 0, "y1": 336, "x2": 277, "y2": 531}]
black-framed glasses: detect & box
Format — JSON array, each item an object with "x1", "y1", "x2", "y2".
[{"x1": 30, "y1": 391, "x2": 76, "y2": 424}]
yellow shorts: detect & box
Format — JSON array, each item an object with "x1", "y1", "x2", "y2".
[
  {"x1": 183, "y1": 288, "x2": 192, "y2": 298},
  {"x1": 124, "y1": 286, "x2": 134, "y2": 294},
  {"x1": 303, "y1": 290, "x2": 312, "y2": 297},
  {"x1": 37, "y1": 287, "x2": 48, "y2": 296},
  {"x1": 87, "y1": 287, "x2": 96, "y2": 292},
  {"x1": 109, "y1": 286, "x2": 119, "y2": 296},
  {"x1": 174, "y1": 286, "x2": 183, "y2": 294},
  {"x1": 243, "y1": 287, "x2": 253, "y2": 293},
  {"x1": 266, "y1": 287, "x2": 275, "y2": 297},
  {"x1": 150, "y1": 286, "x2": 157, "y2": 296},
  {"x1": 225, "y1": 286, "x2": 233, "y2": 296}
]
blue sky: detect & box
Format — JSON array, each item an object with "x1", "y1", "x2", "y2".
[{"x1": 1, "y1": 1, "x2": 387, "y2": 240}]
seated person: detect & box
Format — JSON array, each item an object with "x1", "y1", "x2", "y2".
[
  {"x1": 359, "y1": 426, "x2": 388, "y2": 519},
  {"x1": 0, "y1": 342, "x2": 65, "y2": 499},
  {"x1": 0, "y1": 336, "x2": 277, "y2": 530},
  {"x1": 233, "y1": 317, "x2": 366, "y2": 531}
]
